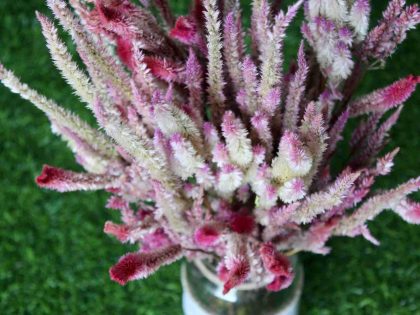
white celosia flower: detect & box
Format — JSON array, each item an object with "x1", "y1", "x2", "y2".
[
  {"x1": 349, "y1": 0, "x2": 370, "y2": 41},
  {"x1": 217, "y1": 164, "x2": 244, "y2": 196},
  {"x1": 308, "y1": 0, "x2": 322, "y2": 19},
  {"x1": 271, "y1": 131, "x2": 313, "y2": 183},
  {"x1": 330, "y1": 42, "x2": 354, "y2": 83},
  {"x1": 322, "y1": 0, "x2": 348, "y2": 22},
  {"x1": 309, "y1": 0, "x2": 348, "y2": 22},
  {"x1": 154, "y1": 103, "x2": 203, "y2": 151},
  {"x1": 278, "y1": 178, "x2": 307, "y2": 203},
  {"x1": 37, "y1": 13, "x2": 94, "y2": 107},
  {"x1": 291, "y1": 171, "x2": 360, "y2": 224},
  {"x1": 271, "y1": 156, "x2": 296, "y2": 183},
  {"x1": 170, "y1": 133, "x2": 204, "y2": 180},
  {"x1": 222, "y1": 111, "x2": 253, "y2": 168}
]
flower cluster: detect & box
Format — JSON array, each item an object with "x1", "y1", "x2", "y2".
[{"x1": 1, "y1": 0, "x2": 419, "y2": 293}]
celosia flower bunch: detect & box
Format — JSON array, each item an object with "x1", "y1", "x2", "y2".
[{"x1": 1, "y1": 0, "x2": 419, "y2": 293}]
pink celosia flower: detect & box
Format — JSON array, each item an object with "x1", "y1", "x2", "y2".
[
  {"x1": 194, "y1": 224, "x2": 222, "y2": 246},
  {"x1": 363, "y1": 0, "x2": 420, "y2": 61},
  {"x1": 229, "y1": 213, "x2": 255, "y2": 235},
  {"x1": 349, "y1": 0, "x2": 371, "y2": 41},
  {"x1": 350, "y1": 75, "x2": 420, "y2": 117},
  {"x1": 116, "y1": 37, "x2": 134, "y2": 70},
  {"x1": 104, "y1": 221, "x2": 130, "y2": 243},
  {"x1": 260, "y1": 243, "x2": 295, "y2": 291},
  {"x1": 278, "y1": 178, "x2": 306, "y2": 203},
  {"x1": 217, "y1": 261, "x2": 230, "y2": 282},
  {"x1": 143, "y1": 56, "x2": 184, "y2": 82},
  {"x1": 259, "y1": 243, "x2": 292, "y2": 277},
  {"x1": 36, "y1": 165, "x2": 116, "y2": 192},
  {"x1": 141, "y1": 228, "x2": 173, "y2": 252},
  {"x1": 1, "y1": 0, "x2": 419, "y2": 294},
  {"x1": 302, "y1": 217, "x2": 341, "y2": 254},
  {"x1": 394, "y1": 199, "x2": 420, "y2": 224},
  {"x1": 222, "y1": 257, "x2": 250, "y2": 294},
  {"x1": 266, "y1": 272, "x2": 295, "y2": 292},
  {"x1": 170, "y1": 16, "x2": 200, "y2": 45},
  {"x1": 110, "y1": 244, "x2": 183, "y2": 285},
  {"x1": 268, "y1": 203, "x2": 301, "y2": 227}
]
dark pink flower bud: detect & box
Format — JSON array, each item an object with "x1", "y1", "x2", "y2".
[
  {"x1": 194, "y1": 224, "x2": 221, "y2": 246},
  {"x1": 106, "y1": 196, "x2": 130, "y2": 211},
  {"x1": 109, "y1": 244, "x2": 183, "y2": 285},
  {"x1": 170, "y1": 16, "x2": 199, "y2": 45},
  {"x1": 266, "y1": 272, "x2": 294, "y2": 292},
  {"x1": 96, "y1": 0, "x2": 124, "y2": 23},
  {"x1": 229, "y1": 213, "x2": 255, "y2": 235},
  {"x1": 259, "y1": 243, "x2": 292, "y2": 277},
  {"x1": 104, "y1": 221, "x2": 130, "y2": 242},
  {"x1": 36, "y1": 165, "x2": 114, "y2": 192},
  {"x1": 217, "y1": 261, "x2": 230, "y2": 282},
  {"x1": 383, "y1": 75, "x2": 420, "y2": 105},
  {"x1": 116, "y1": 37, "x2": 134, "y2": 70},
  {"x1": 350, "y1": 75, "x2": 420, "y2": 117},
  {"x1": 259, "y1": 243, "x2": 295, "y2": 292},
  {"x1": 143, "y1": 56, "x2": 183, "y2": 82},
  {"x1": 395, "y1": 199, "x2": 420, "y2": 224},
  {"x1": 222, "y1": 258, "x2": 250, "y2": 294},
  {"x1": 141, "y1": 228, "x2": 172, "y2": 252}
]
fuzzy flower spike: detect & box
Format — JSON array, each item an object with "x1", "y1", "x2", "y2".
[{"x1": 0, "y1": 0, "x2": 419, "y2": 294}]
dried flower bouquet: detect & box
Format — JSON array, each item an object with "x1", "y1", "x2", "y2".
[{"x1": 1, "y1": 0, "x2": 419, "y2": 294}]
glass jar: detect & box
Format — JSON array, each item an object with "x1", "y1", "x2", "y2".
[{"x1": 181, "y1": 256, "x2": 303, "y2": 315}]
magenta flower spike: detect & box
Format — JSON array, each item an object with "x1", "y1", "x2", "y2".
[
  {"x1": 109, "y1": 245, "x2": 183, "y2": 285},
  {"x1": 349, "y1": 75, "x2": 420, "y2": 117},
  {"x1": 36, "y1": 165, "x2": 116, "y2": 192}
]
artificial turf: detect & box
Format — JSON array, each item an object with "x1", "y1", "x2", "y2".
[{"x1": 0, "y1": 1, "x2": 419, "y2": 314}]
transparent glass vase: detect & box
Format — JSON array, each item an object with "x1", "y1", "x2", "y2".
[{"x1": 181, "y1": 256, "x2": 303, "y2": 315}]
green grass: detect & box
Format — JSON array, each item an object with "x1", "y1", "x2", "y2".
[{"x1": 0, "y1": 1, "x2": 419, "y2": 314}]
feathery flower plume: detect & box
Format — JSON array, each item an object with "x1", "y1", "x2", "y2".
[
  {"x1": 47, "y1": 0, "x2": 133, "y2": 101},
  {"x1": 222, "y1": 235, "x2": 251, "y2": 293},
  {"x1": 260, "y1": 243, "x2": 294, "y2": 291},
  {"x1": 291, "y1": 171, "x2": 360, "y2": 224},
  {"x1": 349, "y1": 0, "x2": 371, "y2": 42},
  {"x1": 271, "y1": 130, "x2": 313, "y2": 187},
  {"x1": 283, "y1": 41, "x2": 308, "y2": 132},
  {"x1": 299, "y1": 102, "x2": 328, "y2": 185},
  {"x1": 37, "y1": 12, "x2": 94, "y2": 107},
  {"x1": 374, "y1": 148, "x2": 400, "y2": 176},
  {"x1": 251, "y1": 0, "x2": 271, "y2": 58},
  {"x1": 110, "y1": 245, "x2": 183, "y2": 285},
  {"x1": 194, "y1": 224, "x2": 222, "y2": 247},
  {"x1": 259, "y1": 0, "x2": 302, "y2": 98},
  {"x1": 394, "y1": 199, "x2": 420, "y2": 225},
  {"x1": 0, "y1": 65, "x2": 117, "y2": 163},
  {"x1": 222, "y1": 111, "x2": 253, "y2": 168},
  {"x1": 224, "y1": 11, "x2": 244, "y2": 94},
  {"x1": 334, "y1": 177, "x2": 420, "y2": 238},
  {"x1": 251, "y1": 111, "x2": 273, "y2": 155},
  {"x1": 364, "y1": 0, "x2": 420, "y2": 61},
  {"x1": 204, "y1": 0, "x2": 226, "y2": 122},
  {"x1": 185, "y1": 49, "x2": 204, "y2": 118},
  {"x1": 325, "y1": 109, "x2": 349, "y2": 159},
  {"x1": 240, "y1": 56, "x2": 260, "y2": 115},
  {"x1": 351, "y1": 107, "x2": 403, "y2": 167},
  {"x1": 36, "y1": 165, "x2": 116, "y2": 192},
  {"x1": 349, "y1": 76, "x2": 420, "y2": 117}
]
